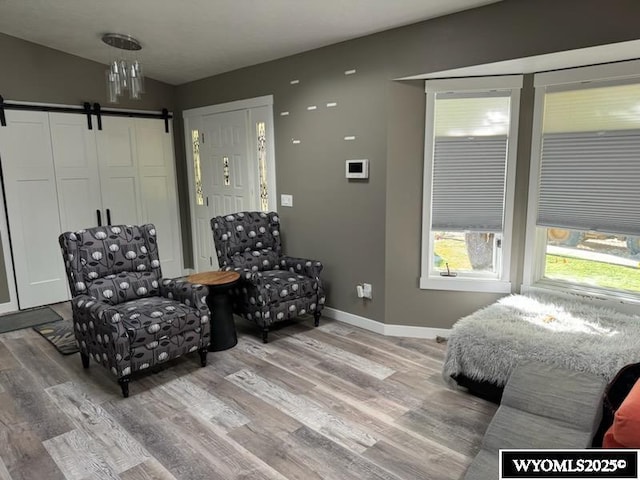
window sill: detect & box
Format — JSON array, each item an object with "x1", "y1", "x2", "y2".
[
  {"x1": 420, "y1": 276, "x2": 512, "y2": 294},
  {"x1": 521, "y1": 281, "x2": 640, "y2": 316}
]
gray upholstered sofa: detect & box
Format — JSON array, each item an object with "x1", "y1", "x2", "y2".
[{"x1": 465, "y1": 361, "x2": 607, "y2": 480}]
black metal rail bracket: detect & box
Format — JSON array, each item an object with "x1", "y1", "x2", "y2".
[{"x1": 0, "y1": 96, "x2": 172, "y2": 133}]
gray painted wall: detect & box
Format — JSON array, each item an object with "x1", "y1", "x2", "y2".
[
  {"x1": 177, "y1": 43, "x2": 391, "y2": 321},
  {"x1": 176, "y1": 0, "x2": 640, "y2": 327},
  {"x1": 0, "y1": 33, "x2": 175, "y2": 305}
]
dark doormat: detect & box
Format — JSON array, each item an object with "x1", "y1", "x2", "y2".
[
  {"x1": 33, "y1": 320, "x2": 78, "y2": 355},
  {"x1": 0, "y1": 306, "x2": 62, "y2": 334}
]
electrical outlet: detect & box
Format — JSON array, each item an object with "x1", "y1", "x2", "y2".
[
  {"x1": 280, "y1": 194, "x2": 293, "y2": 207},
  {"x1": 362, "y1": 283, "x2": 372, "y2": 299},
  {"x1": 356, "y1": 284, "x2": 364, "y2": 298}
]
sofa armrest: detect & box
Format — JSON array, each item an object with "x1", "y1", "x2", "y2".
[
  {"x1": 279, "y1": 256, "x2": 323, "y2": 278},
  {"x1": 160, "y1": 278, "x2": 209, "y2": 316},
  {"x1": 502, "y1": 361, "x2": 607, "y2": 434}
]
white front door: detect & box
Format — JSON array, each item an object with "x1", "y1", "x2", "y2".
[
  {"x1": 184, "y1": 97, "x2": 276, "y2": 274},
  {"x1": 0, "y1": 111, "x2": 68, "y2": 308},
  {"x1": 198, "y1": 109, "x2": 254, "y2": 271},
  {"x1": 204, "y1": 109, "x2": 253, "y2": 217}
]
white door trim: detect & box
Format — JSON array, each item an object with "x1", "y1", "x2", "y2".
[
  {"x1": 0, "y1": 177, "x2": 18, "y2": 314},
  {"x1": 182, "y1": 95, "x2": 273, "y2": 118}
]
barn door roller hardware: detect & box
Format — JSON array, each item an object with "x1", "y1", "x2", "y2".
[{"x1": 0, "y1": 96, "x2": 172, "y2": 132}]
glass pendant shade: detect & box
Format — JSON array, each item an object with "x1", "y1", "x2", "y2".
[
  {"x1": 106, "y1": 70, "x2": 119, "y2": 104},
  {"x1": 129, "y1": 63, "x2": 141, "y2": 99},
  {"x1": 102, "y1": 34, "x2": 144, "y2": 103}
]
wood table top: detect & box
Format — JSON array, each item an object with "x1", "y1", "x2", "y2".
[{"x1": 187, "y1": 270, "x2": 240, "y2": 286}]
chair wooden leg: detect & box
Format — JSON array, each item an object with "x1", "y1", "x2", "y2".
[
  {"x1": 262, "y1": 327, "x2": 269, "y2": 344},
  {"x1": 118, "y1": 376, "x2": 130, "y2": 398},
  {"x1": 314, "y1": 311, "x2": 321, "y2": 327},
  {"x1": 80, "y1": 352, "x2": 90, "y2": 369},
  {"x1": 199, "y1": 348, "x2": 208, "y2": 367}
]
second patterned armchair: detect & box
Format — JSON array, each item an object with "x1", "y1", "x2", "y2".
[
  {"x1": 211, "y1": 211, "x2": 325, "y2": 342},
  {"x1": 59, "y1": 224, "x2": 211, "y2": 397}
]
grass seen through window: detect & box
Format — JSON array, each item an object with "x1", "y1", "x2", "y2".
[
  {"x1": 434, "y1": 231, "x2": 640, "y2": 293},
  {"x1": 545, "y1": 254, "x2": 640, "y2": 293}
]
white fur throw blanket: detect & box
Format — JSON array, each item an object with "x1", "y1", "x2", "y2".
[{"x1": 443, "y1": 294, "x2": 640, "y2": 388}]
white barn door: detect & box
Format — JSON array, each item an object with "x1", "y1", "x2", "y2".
[
  {"x1": 135, "y1": 118, "x2": 183, "y2": 278},
  {"x1": 50, "y1": 112, "x2": 103, "y2": 232},
  {"x1": 0, "y1": 110, "x2": 184, "y2": 309},
  {"x1": 0, "y1": 111, "x2": 68, "y2": 308}
]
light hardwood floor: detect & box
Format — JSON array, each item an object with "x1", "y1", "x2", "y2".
[{"x1": 0, "y1": 303, "x2": 496, "y2": 480}]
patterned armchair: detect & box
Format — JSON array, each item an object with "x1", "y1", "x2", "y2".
[
  {"x1": 211, "y1": 212, "x2": 325, "y2": 343},
  {"x1": 59, "y1": 224, "x2": 211, "y2": 397}
]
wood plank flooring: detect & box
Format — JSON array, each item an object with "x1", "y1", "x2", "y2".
[{"x1": 0, "y1": 303, "x2": 496, "y2": 479}]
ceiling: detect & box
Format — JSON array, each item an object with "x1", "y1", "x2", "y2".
[{"x1": 0, "y1": 0, "x2": 499, "y2": 85}]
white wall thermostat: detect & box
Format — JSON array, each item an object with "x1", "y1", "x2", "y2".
[{"x1": 345, "y1": 159, "x2": 369, "y2": 179}]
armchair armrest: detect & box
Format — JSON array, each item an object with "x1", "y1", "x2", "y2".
[
  {"x1": 279, "y1": 256, "x2": 324, "y2": 278},
  {"x1": 71, "y1": 294, "x2": 128, "y2": 339},
  {"x1": 222, "y1": 266, "x2": 264, "y2": 283},
  {"x1": 160, "y1": 278, "x2": 209, "y2": 316}
]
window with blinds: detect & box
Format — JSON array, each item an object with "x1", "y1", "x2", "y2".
[
  {"x1": 524, "y1": 67, "x2": 640, "y2": 300},
  {"x1": 421, "y1": 77, "x2": 522, "y2": 293},
  {"x1": 537, "y1": 82, "x2": 640, "y2": 236}
]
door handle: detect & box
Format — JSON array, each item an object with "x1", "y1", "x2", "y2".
[
  {"x1": 96, "y1": 209, "x2": 102, "y2": 226},
  {"x1": 106, "y1": 208, "x2": 112, "y2": 226}
]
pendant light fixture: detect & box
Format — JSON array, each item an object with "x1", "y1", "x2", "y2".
[{"x1": 102, "y1": 33, "x2": 145, "y2": 103}]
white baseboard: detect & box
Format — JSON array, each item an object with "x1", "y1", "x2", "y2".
[
  {"x1": 323, "y1": 307, "x2": 385, "y2": 334},
  {"x1": 322, "y1": 307, "x2": 451, "y2": 339}
]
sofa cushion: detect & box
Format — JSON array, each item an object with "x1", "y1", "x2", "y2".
[
  {"x1": 501, "y1": 360, "x2": 606, "y2": 433},
  {"x1": 604, "y1": 379, "x2": 640, "y2": 447}
]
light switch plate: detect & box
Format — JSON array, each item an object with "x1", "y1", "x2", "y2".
[{"x1": 281, "y1": 194, "x2": 293, "y2": 207}]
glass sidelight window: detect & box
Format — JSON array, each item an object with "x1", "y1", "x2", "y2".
[
  {"x1": 257, "y1": 121, "x2": 269, "y2": 212},
  {"x1": 191, "y1": 130, "x2": 204, "y2": 206}
]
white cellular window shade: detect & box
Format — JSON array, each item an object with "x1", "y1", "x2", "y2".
[
  {"x1": 430, "y1": 93, "x2": 510, "y2": 232},
  {"x1": 537, "y1": 82, "x2": 640, "y2": 236},
  {"x1": 432, "y1": 136, "x2": 508, "y2": 231}
]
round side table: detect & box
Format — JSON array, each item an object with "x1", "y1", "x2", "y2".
[{"x1": 187, "y1": 271, "x2": 240, "y2": 351}]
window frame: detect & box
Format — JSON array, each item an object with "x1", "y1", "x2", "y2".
[
  {"x1": 420, "y1": 75, "x2": 523, "y2": 293},
  {"x1": 522, "y1": 60, "x2": 640, "y2": 306}
]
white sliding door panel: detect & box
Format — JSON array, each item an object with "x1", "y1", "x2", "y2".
[
  {"x1": 101, "y1": 177, "x2": 141, "y2": 226},
  {"x1": 50, "y1": 113, "x2": 102, "y2": 231},
  {"x1": 135, "y1": 118, "x2": 182, "y2": 278},
  {"x1": 0, "y1": 111, "x2": 68, "y2": 308},
  {"x1": 97, "y1": 117, "x2": 143, "y2": 226}
]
